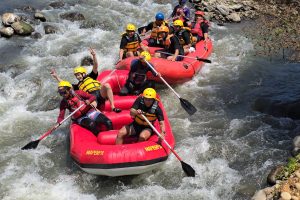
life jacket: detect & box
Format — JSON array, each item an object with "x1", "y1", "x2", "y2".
[
  {"x1": 134, "y1": 98, "x2": 159, "y2": 126},
  {"x1": 66, "y1": 94, "x2": 89, "y2": 120},
  {"x1": 78, "y1": 76, "x2": 101, "y2": 93},
  {"x1": 176, "y1": 27, "x2": 194, "y2": 45},
  {"x1": 150, "y1": 21, "x2": 167, "y2": 39},
  {"x1": 158, "y1": 34, "x2": 172, "y2": 47},
  {"x1": 122, "y1": 32, "x2": 140, "y2": 52},
  {"x1": 190, "y1": 19, "x2": 210, "y2": 38}
]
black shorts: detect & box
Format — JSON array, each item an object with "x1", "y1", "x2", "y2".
[
  {"x1": 90, "y1": 90, "x2": 106, "y2": 105},
  {"x1": 129, "y1": 122, "x2": 153, "y2": 136}
]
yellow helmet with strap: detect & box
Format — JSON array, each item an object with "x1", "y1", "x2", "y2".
[
  {"x1": 143, "y1": 88, "x2": 157, "y2": 99},
  {"x1": 173, "y1": 19, "x2": 183, "y2": 27},
  {"x1": 126, "y1": 23, "x2": 136, "y2": 31},
  {"x1": 74, "y1": 66, "x2": 87, "y2": 74},
  {"x1": 58, "y1": 80, "x2": 72, "y2": 88}
]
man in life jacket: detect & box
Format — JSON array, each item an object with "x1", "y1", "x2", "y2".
[
  {"x1": 170, "y1": 0, "x2": 191, "y2": 25},
  {"x1": 153, "y1": 25, "x2": 184, "y2": 61},
  {"x1": 116, "y1": 88, "x2": 165, "y2": 144},
  {"x1": 190, "y1": 11, "x2": 209, "y2": 43},
  {"x1": 51, "y1": 48, "x2": 121, "y2": 113},
  {"x1": 118, "y1": 23, "x2": 148, "y2": 62},
  {"x1": 173, "y1": 19, "x2": 194, "y2": 55},
  {"x1": 56, "y1": 80, "x2": 113, "y2": 136},
  {"x1": 120, "y1": 51, "x2": 158, "y2": 96},
  {"x1": 140, "y1": 12, "x2": 169, "y2": 47}
]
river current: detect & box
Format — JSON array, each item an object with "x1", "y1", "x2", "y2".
[{"x1": 1, "y1": 0, "x2": 299, "y2": 200}]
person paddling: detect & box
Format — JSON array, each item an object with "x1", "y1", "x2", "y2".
[
  {"x1": 119, "y1": 51, "x2": 159, "y2": 96},
  {"x1": 51, "y1": 48, "x2": 121, "y2": 113},
  {"x1": 116, "y1": 88, "x2": 165, "y2": 144},
  {"x1": 118, "y1": 23, "x2": 148, "y2": 62},
  {"x1": 57, "y1": 81, "x2": 112, "y2": 136},
  {"x1": 190, "y1": 11, "x2": 209, "y2": 43}
]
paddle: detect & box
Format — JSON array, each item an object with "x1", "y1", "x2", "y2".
[
  {"x1": 157, "y1": 51, "x2": 212, "y2": 63},
  {"x1": 141, "y1": 114, "x2": 195, "y2": 177},
  {"x1": 144, "y1": 60, "x2": 197, "y2": 115},
  {"x1": 21, "y1": 104, "x2": 85, "y2": 150}
]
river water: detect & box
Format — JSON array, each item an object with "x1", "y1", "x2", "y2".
[{"x1": 1, "y1": 0, "x2": 300, "y2": 200}]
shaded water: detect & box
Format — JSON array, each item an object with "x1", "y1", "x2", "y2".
[{"x1": 1, "y1": 0, "x2": 300, "y2": 199}]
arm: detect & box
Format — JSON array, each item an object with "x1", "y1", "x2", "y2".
[
  {"x1": 57, "y1": 101, "x2": 66, "y2": 123},
  {"x1": 50, "y1": 69, "x2": 63, "y2": 82},
  {"x1": 119, "y1": 49, "x2": 124, "y2": 61},
  {"x1": 89, "y1": 48, "x2": 98, "y2": 74},
  {"x1": 172, "y1": 49, "x2": 179, "y2": 62},
  {"x1": 159, "y1": 120, "x2": 166, "y2": 137}
]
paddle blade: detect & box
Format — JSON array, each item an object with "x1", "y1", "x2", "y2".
[
  {"x1": 180, "y1": 98, "x2": 197, "y2": 115},
  {"x1": 181, "y1": 161, "x2": 196, "y2": 177},
  {"x1": 21, "y1": 140, "x2": 40, "y2": 150},
  {"x1": 196, "y1": 57, "x2": 212, "y2": 63}
]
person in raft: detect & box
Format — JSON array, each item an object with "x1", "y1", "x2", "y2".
[
  {"x1": 118, "y1": 23, "x2": 148, "y2": 62},
  {"x1": 56, "y1": 81, "x2": 113, "y2": 136},
  {"x1": 154, "y1": 25, "x2": 185, "y2": 61},
  {"x1": 119, "y1": 51, "x2": 159, "y2": 96},
  {"x1": 170, "y1": 0, "x2": 191, "y2": 26},
  {"x1": 139, "y1": 12, "x2": 169, "y2": 47},
  {"x1": 190, "y1": 11, "x2": 209, "y2": 43},
  {"x1": 116, "y1": 88, "x2": 166, "y2": 144},
  {"x1": 51, "y1": 48, "x2": 121, "y2": 113}
]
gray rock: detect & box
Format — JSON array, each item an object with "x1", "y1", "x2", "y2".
[
  {"x1": 11, "y1": 21, "x2": 34, "y2": 36},
  {"x1": 2, "y1": 13, "x2": 20, "y2": 26},
  {"x1": 21, "y1": 6, "x2": 36, "y2": 13},
  {"x1": 267, "y1": 165, "x2": 284, "y2": 185},
  {"x1": 60, "y1": 12, "x2": 85, "y2": 22},
  {"x1": 216, "y1": 5, "x2": 230, "y2": 16},
  {"x1": 0, "y1": 27, "x2": 14, "y2": 37},
  {"x1": 44, "y1": 24, "x2": 58, "y2": 34},
  {"x1": 49, "y1": 1, "x2": 65, "y2": 9},
  {"x1": 292, "y1": 136, "x2": 300, "y2": 156},
  {"x1": 34, "y1": 12, "x2": 46, "y2": 22},
  {"x1": 229, "y1": 4, "x2": 244, "y2": 11},
  {"x1": 31, "y1": 32, "x2": 42, "y2": 39},
  {"x1": 252, "y1": 189, "x2": 267, "y2": 200},
  {"x1": 227, "y1": 12, "x2": 241, "y2": 22},
  {"x1": 81, "y1": 56, "x2": 94, "y2": 66}
]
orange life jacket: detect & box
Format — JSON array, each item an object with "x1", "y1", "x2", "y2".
[{"x1": 150, "y1": 21, "x2": 167, "y2": 39}]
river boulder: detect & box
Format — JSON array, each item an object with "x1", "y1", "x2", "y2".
[
  {"x1": 60, "y1": 12, "x2": 85, "y2": 21},
  {"x1": 2, "y1": 13, "x2": 20, "y2": 26},
  {"x1": 0, "y1": 27, "x2": 14, "y2": 37},
  {"x1": 11, "y1": 21, "x2": 34, "y2": 36}
]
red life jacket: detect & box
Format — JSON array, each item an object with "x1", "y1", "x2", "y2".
[
  {"x1": 191, "y1": 19, "x2": 209, "y2": 38},
  {"x1": 66, "y1": 95, "x2": 89, "y2": 119}
]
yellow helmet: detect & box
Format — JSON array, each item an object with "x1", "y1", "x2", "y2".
[
  {"x1": 126, "y1": 23, "x2": 136, "y2": 31},
  {"x1": 173, "y1": 19, "x2": 183, "y2": 27},
  {"x1": 140, "y1": 51, "x2": 151, "y2": 61},
  {"x1": 58, "y1": 80, "x2": 72, "y2": 88},
  {"x1": 73, "y1": 66, "x2": 87, "y2": 74},
  {"x1": 143, "y1": 88, "x2": 157, "y2": 99}
]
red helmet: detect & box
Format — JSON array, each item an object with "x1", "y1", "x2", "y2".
[{"x1": 195, "y1": 11, "x2": 204, "y2": 16}]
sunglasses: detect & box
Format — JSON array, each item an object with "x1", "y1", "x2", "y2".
[{"x1": 58, "y1": 90, "x2": 68, "y2": 95}]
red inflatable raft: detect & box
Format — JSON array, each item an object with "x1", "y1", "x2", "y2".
[
  {"x1": 116, "y1": 39, "x2": 213, "y2": 84},
  {"x1": 69, "y1": 70, "x2": 175, "y2": 176}
]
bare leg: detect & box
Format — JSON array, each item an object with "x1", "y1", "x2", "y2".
[
  {"x1": 100, "y1": 83, "x2": 115, "y2": 110},
  {"x1": 138, "y1": 129, "x2": 152, "y2": 142},
  {"x1": 116, "y1": 125, "x2": 134, "y2": 145}
]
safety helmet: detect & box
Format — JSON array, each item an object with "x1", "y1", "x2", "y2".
[
  {"x1": 140, "y1": 51, "x2": 151, "y2": 61},
  {"x1": 155, "y1": 12, "x2": 164, "y2": 21},
  {"x1": 58, "y1": 80, "x2": 72, "y2": 88},
  {"x1": 195, "y1": 11, "x2": 204, "y2": 16},
  {"x1": 73, "y1": 66, "x2": 87, "y2": 74},
  {"x1": 173, "y1": 19, "x2": 183, "y2": 27},
  {"x1": 158, "y1": 25, "x2": 169, "y2": 33},
  {"x1": 143, "y1": 88, "x2": 157, "y2": 99},
  {"x1": 126, "y1": 23, "x2": 136, "y2": 31}
]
